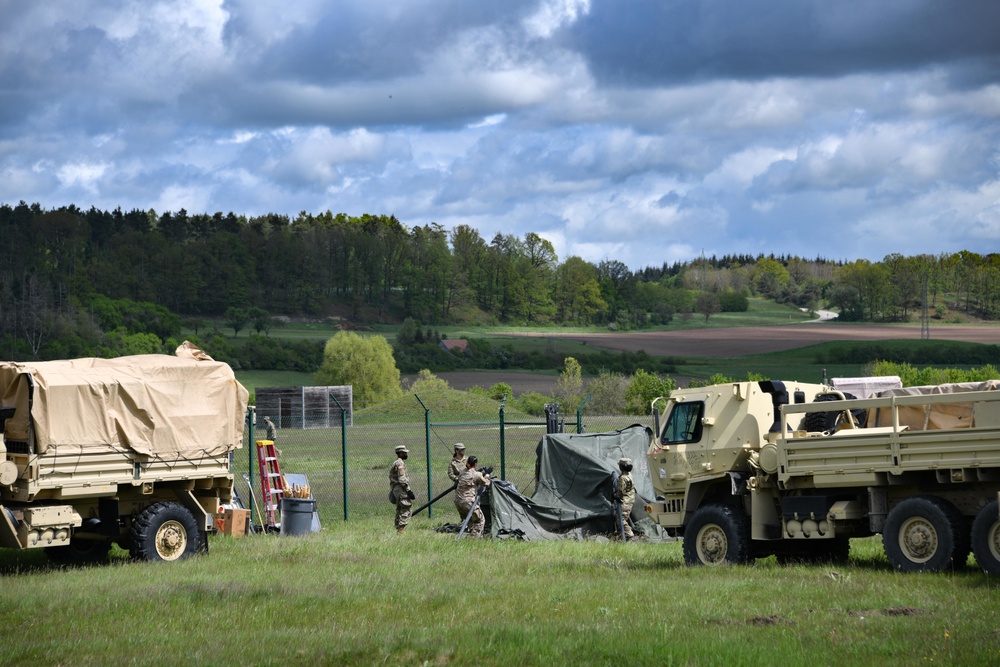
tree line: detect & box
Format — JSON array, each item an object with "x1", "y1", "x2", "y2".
[{"x1": 1, "y1": 200, "x2": 996, "y2": 361}]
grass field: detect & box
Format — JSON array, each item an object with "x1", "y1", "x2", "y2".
[
  {"x1": 673, "y1": 341, "x2": 867, "y2": 384},
  {"x1": 201, "y1": 298, "x2": 812, "y2": 345},
  {"x1": 1, "y1": 525, "x2": 998, "y2": 666}
]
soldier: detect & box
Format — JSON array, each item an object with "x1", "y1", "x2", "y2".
[
  {"x1": 390, "y1": 445, "x2": 414, "y2": 534},
  {"x1": 454, "y1": 455, "x2": 491, "y2": 538},
  {"x1": 447, "y1": 443, "x2": 467, "y2": 483},
  {"x1": 263, "y1": 416, "x2": 277, "y2": 442},
  {"x1": 615, "y1": 457, "x2": 635, "y2": 540}
]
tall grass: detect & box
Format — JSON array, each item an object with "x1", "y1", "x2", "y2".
[{"x1": 1, "y1": 526, "x2": 998, "y2": 666}]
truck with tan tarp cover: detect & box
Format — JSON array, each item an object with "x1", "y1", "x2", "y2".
[
  {"x1": 643, "y1": 379, "x2": 1000, "y2": 573},
  {"x1": 0, "y1": 342, "x2": 249, "y2": 562}
]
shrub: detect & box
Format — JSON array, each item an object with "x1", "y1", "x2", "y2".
[
  {"x1": 487, "y1": 382, "x2": 513, "y2": 400},
  {"x1": 625, "y1": 370, "x2": 676, "y2": 415},
  {"x1": 409, "y1": 369, "x2": 450, "y2": 394},
  {"x1": 585, "y1": 371, "x2": 629, "y2": 415},
  {"x1": 514, "y1": 392, "x2": 550, "y2": 417}
]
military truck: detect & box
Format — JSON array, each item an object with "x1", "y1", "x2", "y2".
[
  {"x1": 643, "y1": 379, "x2": 1000, "y2": 573},
  {"x1": 0, "y1": 342, "x2": 249, "y2": 563}
]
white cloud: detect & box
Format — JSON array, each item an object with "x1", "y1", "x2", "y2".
[
  {"x1": 468, "y1": 114, "x2": 507, "y2": 129},
  {"x1": 705, "y1": 146, "x2": 796, "y2": 190},
  {"x1": 523, "y1": 0, "x2": 590, "y2": 39},
  {"x1": 56, "y1": 162, "x2": 108, "y2": 193},
  {"x1": 153, "y1": 184, "x2": 213, "y2": 214}
]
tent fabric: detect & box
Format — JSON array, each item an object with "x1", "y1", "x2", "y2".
[
  {"x1": 490, "y1": 425, "x2": 662, "y2": 540},
  {"x1": 0, "y1": 342, "x2": 249, "y2": 457}
]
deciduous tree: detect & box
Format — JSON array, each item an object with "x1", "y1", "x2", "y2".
[{"x1": 315, "y1": 331, "x2": 402, "y2": 407}]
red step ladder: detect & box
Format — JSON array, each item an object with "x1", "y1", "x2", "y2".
[{"x1": 256, "y1": 439, "x2": 286, "y2": 530}]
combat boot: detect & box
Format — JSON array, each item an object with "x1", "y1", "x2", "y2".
[{"x1": 396, "y1": 526, "x2": 405, "y2": 535}]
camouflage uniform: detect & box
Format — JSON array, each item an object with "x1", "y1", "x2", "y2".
[
  {"x1": 615, "y1": 460, "x2": 635, "y2": 539},
  {"x1": 448, "y1": 444, "x2": 467, "y2": 482},
  {"x1": 454, "y1": 465, "x2": 490, "y2": 537},
  {"x1": 264, "y1": 417, "x2": 277, "y2": 442},
  {"x1": 390, "y1": 446, "x2": 412, "y2": 532}
]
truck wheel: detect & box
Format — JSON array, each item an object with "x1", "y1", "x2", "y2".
[
  {"x1": 45, "y1": 538, "x2": 112, "y2": 565},
  {"x1": 883, "y1": 496, "x2": 966, "y2": 572},
  {"x1": 803, "y1": 393, "x2": 866, "y2": 432},
  {"x1": 683, "y1": 505, "x2": 752, "y2": 566},
  {"x1": 971, "y1": 500, "x2": 1000, "y2": 575},
  {"x1": 130, "y1": 502, "x2": 201, "y2": 562}
]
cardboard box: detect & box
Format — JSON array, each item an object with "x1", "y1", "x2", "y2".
[{"x1": 221, "y1": 508, "x2": 251, "y2": 537}]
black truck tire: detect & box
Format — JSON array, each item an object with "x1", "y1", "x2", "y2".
[
  {"x1": 883, "y1": 496, "x2": 967, "y2": 572},
  {"x1": 129, "y1": 502, "x2": 201, "y2": 562},
  {"x1": 971, "y1": 500, "x2": 1000, "y2": 575},
  {"x1": 803, "y1": 393, "x2": 866, "y2": 433},
  {"x1": 683, "y1": 504, "x2": 752, "y2": 566}
]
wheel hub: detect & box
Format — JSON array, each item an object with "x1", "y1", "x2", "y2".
[
  {"x1": 989, "y1": 521, "x2": 1000, "y2": 561},
  {"x1": 155, "y1": 520, "x2": 188, "y2": 561},
  {"x1": 899, "y1": 517, "x2": 937, "y2": 563},
  {"x1": 697, "y1": 524, "x2": 728, "y2": 564}
]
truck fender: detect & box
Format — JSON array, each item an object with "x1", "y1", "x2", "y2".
[
  {"x1": 685, "y1": 472, "x2": 744, "y2": 516},
  {"x1": 0, "y1": 505, "x2": 20, "y2": 549}
]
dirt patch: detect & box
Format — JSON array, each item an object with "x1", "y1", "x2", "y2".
[{"x1": 749, "y1": 615, "x2": 785, "y2": 626}]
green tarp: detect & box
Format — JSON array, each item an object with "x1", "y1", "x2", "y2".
[{"x1": 490, "y1": 425, "x2": 663, "y2": 540}]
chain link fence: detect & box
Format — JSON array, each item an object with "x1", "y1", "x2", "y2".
[{"x1": 233, "y1": 399, "x2": 655, "y2": 529}]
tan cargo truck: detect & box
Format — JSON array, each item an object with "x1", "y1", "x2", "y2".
[
  {"x1": 644, "y1": 379, "x2": 1000, "y2": 573},
  {"x1": 0, "y1": 342, "x2": 249, "y2": 563}
]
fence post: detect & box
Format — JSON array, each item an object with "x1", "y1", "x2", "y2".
[
  {"x1": 499, "y1": 397, "x2": 506, "y2": 480},
  {"x1": 247, "y1": 407, "x2": 256, "y2": 526},
  {"x1": 576, "y1": 393, "x2": 591, "y2": 433},
  {"x1": 415, "y1": 395, "x2": 433, "y2": 518},
  {"x1": 329, "y1": 392, "x2": 349, "y2": 521}
]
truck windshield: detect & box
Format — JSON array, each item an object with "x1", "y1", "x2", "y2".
[{"x1": 662, "y1": 401, "x2": 704, "y2": 444}]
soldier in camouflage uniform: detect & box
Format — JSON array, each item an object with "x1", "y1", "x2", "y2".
[
  {"x1": 263, "y1": 416, "x2": 277, "y2": 442},
  {"x1": 390, "y1": 445, "x2": 414, "y2": 534},
  {"x1": 614, "y1": 457, "x2": 635, "y2": 540},
  {"x1": 447, "y1": 443, "x2": 467, "y2": 482},
  {"x1": 447, "y1": 443, "x2": 467, "y2": 521},
  {"x1": 454, "y1": 455, "x2": 491, "y2": 538}
]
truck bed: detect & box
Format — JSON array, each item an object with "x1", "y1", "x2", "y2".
[{"x1": 778, "y1": 389, "x2": 1000, "y2": 488}]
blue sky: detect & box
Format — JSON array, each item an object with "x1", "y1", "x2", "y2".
[{"x1": 1, "y1": 0, "x2": 998, "y2": 269}]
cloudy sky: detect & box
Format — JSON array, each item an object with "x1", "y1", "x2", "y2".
[{"x1": 2, "y1": 1, "x2": 999, "y2": 270}]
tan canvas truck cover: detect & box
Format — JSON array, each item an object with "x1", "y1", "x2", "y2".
[
  {"x1": 0, "y1": 343, "x2": 249, "y2": 458},
  {"x1": 867, "y1": 380, "x2": 1000, "y2": 430}
]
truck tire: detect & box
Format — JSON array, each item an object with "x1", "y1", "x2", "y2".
[
  {"x1": 971, "y1": 500, "x2": 1000, "y2": 575},
  {"x1": 803, "y1": 393, "x2": 866, "y2": 432},
  {"x1": 883, "y1": 496, "x2": 967, "y2": 572},
  {"x1": 683, "y1": 505, "x2": 752, "y2": 566},
  {"x1": 45, "y1": 538, "x2": 112, "y2": 565},
  {"x1": 130, "y1": 502, "x2": 201, "y2": 562}
]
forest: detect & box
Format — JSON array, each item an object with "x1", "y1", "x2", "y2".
[{"x1": 1, "y1": 200, "x2": 998, "y2": 363}]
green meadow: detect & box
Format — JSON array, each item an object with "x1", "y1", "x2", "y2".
[{"x1": 1, "y1": 526, "x2": 998, "y2": 666}]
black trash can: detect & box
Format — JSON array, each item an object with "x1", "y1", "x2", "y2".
[{"x1": 279, "y1": 497, "x2": 316, "y2": 536}]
